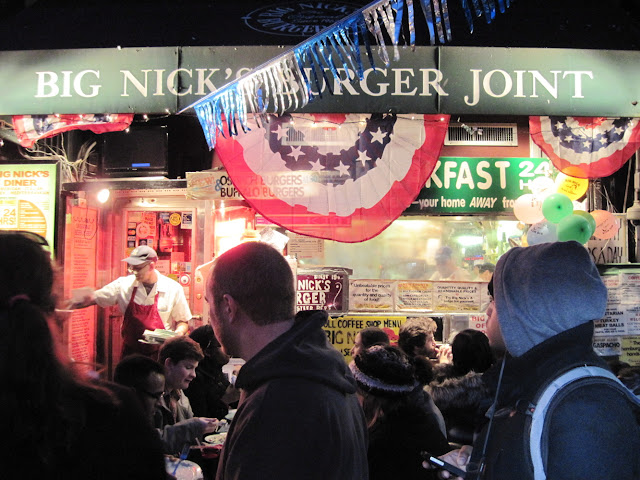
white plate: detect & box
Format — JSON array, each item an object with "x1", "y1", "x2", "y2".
[
  {"x1": 204, "y1": 432, "x2": 227, "y2": 446},
  {"x1": 164, "y1": 457, "x2": 203, "y2": 480},
  {"x1": 225, "y1": 409, "x2": 237, "y2": 421}
]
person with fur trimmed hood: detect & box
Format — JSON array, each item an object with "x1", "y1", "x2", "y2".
[
  {"x1": 426, "y1": 329, "x2": 494, "y2": 444},
  {"x1": 426, "y1": 241, "x2": 640, "y2": 479}
]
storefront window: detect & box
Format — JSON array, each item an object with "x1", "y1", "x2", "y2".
[{"x1": 296, "y1": 216, "x2": 523, "y2": 280}]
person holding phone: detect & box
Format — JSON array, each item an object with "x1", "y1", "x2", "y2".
[{"x1": 424, "y1": 241, "x2": 640, "y2": 479}]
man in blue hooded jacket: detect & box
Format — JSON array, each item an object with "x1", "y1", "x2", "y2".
[
  {"x1": 205, "y1": 241, "x2": 368, "y2": 480},
  {"x1": 432, "y1": 241, "x2": 640, "y2": 480}
]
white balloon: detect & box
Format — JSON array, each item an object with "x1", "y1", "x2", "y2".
[
  {"x1": 514, "y1": 194, "x2": 545, "y2": 224},
  {"x1": 530, "y1": 176, "x2": 556, "y2": 196}
]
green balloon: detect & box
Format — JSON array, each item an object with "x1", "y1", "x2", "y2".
[
  {"x1": 542, "y1": 193, "x2": 573, "y2": 223},
  {"x1": 573, "y1": 210, "x2": 596, "y2": 236},
  {"x1": 557, "y1": 214, "x2": 592, "y2": 244}
]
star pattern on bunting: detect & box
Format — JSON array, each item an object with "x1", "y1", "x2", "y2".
[{"x1": 268, "y1": 114, "x2": 398, "y2": 187}]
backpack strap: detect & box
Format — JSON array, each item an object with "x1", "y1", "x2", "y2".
[{"x1": 529, "y1": 365, "x2": 640, "y2": 480}]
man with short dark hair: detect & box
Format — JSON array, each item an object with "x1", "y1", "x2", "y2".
[
  {"x1": 114, "y1": 354, "x2": 165, "y2": 424},
  {"x1": 206, "y1": 241, "x2": 368, "y2": 480}
]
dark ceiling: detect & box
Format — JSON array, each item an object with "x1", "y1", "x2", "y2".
[{"x1": 0, "y1": 0, "x2": 639, "y2": 51}]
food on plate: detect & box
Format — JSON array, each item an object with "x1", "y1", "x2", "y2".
[{"x1": 204, "y1": 432, "x2": 227, "y2": 446}]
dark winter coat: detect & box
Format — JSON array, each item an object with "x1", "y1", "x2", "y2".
[
  {"x1": 215, "y1": 310, "x2": 369, "y2": 480},
  {"x1": 368, "y1": 403, "x2": 451, "y2": 480},
  {"x1": 426, "y1": 366, "x2": 490, "y2": 444},
  {"x1": 467, "y1": 323, "x2": 640, "y2": 480}
]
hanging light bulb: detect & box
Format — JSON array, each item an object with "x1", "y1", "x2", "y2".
[{"x1": 97, "y1": 188, "x2": 110, "y2": 204}]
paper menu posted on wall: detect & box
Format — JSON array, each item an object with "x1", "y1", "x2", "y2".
[
  {"x1": 288, "y1": 233, "x2": 324, "y2": 260},
  {"x1": 593, "y1": 336, "x2": 623, "y2": 356},
  {"x1": 595, "y1": 308, "x2": 628, "y2": 336},
  {"x1": 396, "y1": 281, "x2": 434, "y2": 311},
  {"x1": 433, "y1": 282, "x2": 482, "y2": 312},
  {"x1": 625, "y1": 306, "x2": 640, "y2": 335},
  {"x1": 619, "y1": 273, "x2": 640, "y2": 305},
  {"x1": 349, "y1": 280, "x2": 395, "y2": 312}
]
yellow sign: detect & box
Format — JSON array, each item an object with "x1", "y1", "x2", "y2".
[
  {"x1": 0, "y1": 163, "x2": 58, "y2": 249},
  {"x1": 621, "y1": 336, "x2": 640, "y2": 366},
  {"x1": 169, "y1": 212, "x2": 182, "y2": 226},
  {"x1": 324, "y1": 315, "x2": 406, "y2": 363}
]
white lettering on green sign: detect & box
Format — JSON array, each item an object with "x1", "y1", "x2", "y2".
[{"x1": 409, "y1": 158, "x2": 551, "y2": 214}]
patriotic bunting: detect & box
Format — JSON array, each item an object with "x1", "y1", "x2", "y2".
[
  {"x1": 13, "y1": 114, "x2": 134, "y2": 148},
  {"x1": 214, "y1": 113, "x2": 449, "y2": 242},
  {"x1": 530, "y1": 116, "x2": 640, "y2": 179}
]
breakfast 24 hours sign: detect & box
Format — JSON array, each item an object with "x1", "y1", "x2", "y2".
[{"x1": 0, "y1": 163, "x2": 58, "y2": 248}]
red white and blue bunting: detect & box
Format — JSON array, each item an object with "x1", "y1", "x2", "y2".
[
  {"x1": 530, "y1": 116, "x2": 640, "y2": 179},
  {"x1": 214, "y1": 113, "x2": 449, "y2": 242},
  {"x1": 186, "y1": 0, "x2": 513, "y2": 149}
]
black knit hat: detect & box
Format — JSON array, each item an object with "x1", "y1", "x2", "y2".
[{"x1": 349, "y1": 345, "x2": 418, "y2": 397}]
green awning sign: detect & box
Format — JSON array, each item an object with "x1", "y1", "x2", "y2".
[
  {"x1": 405, "y1": 157, "x2": 552, "y2": 214},
  {"x1": 1, "y1": 46, "x2": 639, "y2": 116}
]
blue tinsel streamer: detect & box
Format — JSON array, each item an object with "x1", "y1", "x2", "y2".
[
  {"x1": 185, "y1": 0, "x2": 515, "y2": 149},
  {"x1": 419, "y1": 0, "x2": 437, "y2": 45},
  {"x1": 460, "y1": 0, "x2": 474, "y2": 32}
]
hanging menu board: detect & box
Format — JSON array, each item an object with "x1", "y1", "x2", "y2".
[{"x1": 63, "y1": 204, "x2": 98, "y2": 364}]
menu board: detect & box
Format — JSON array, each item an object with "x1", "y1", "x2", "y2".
[
  {"x1": 0, "y1": 163, "x2": 58, "y2": 249},
  {"x1": 348, "y1": 279, "x2": 488, "y2": 313},
  {"x1": 63, "y1": 204, "x2": 98, "y2": 363}
]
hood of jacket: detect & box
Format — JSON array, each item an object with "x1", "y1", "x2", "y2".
[
  {"x1": 493, "y1": 241, "x2": 607, "y2": 357},
  {"x1": 235, "y1": 309, "x2": 356, "y2": 395},
  {"x1": 427, "y1": 371, "x2": 489, "y2": 410}
]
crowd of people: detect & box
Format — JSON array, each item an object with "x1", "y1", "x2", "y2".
[{"x1": 5, "y1": 230, "x2": 640, "y2": 480}]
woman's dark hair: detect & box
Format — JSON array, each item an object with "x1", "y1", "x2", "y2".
[
  {"x1": 159, "y1": 335, "x2": 204, "y2": 364},
  {"x1": 451, "y1": 329, "x2": 494, "y2": 376},
  {"x1": 0, "y1": 232, "x2": 115, "y2": 474},
  {"x1": 358, "y1": 327, "x2": 390, "y2": 349}
]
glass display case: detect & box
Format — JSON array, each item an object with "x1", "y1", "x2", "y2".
[{"x1": 295, "y1": 216, "x2": 523, "y2": 280}]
